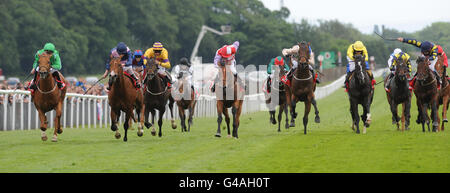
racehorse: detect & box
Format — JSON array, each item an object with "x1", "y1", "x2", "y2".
[
  {"x1": 384, "y1": 57, "x2": 411, "y2": 131},
  {"x1": 414, "y1": 56, "x2": 440, "y2": 132},
  {"x1": 108, "y1": 55, "x2": 145, "y2": 142},
  {"x1": 143, "y1": 58, "x2": 172, "y2": 137},
  {"x1": 214, "y1": 59, "x2": 245, "y2": 138},
  {"x1": 265, "y1": 62, "x2": 290, "y2": 132},
  {"x1": 289, "y1": 41, "x2": 320, "y2": 134},
  {"x1": 347, "y1": 53, "x2": 373, "y2": 134},
  {"x1": 435, "y1": 54, "x2": 449, "y2": 131},
  {"x1": 32, "y1": 52, "x2": 67, "y2": 142},
  {"x1": 172, "y1": 72, "x2": 197, "y2": 132}
]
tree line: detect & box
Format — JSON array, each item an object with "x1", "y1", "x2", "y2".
[{"x1": 0, "y1": 0, "x2": 448, "y2": 76}]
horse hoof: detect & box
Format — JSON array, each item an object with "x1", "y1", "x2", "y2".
[
  {"x1": 144, "y1": 122, "x2": 152, "y2": 129},
  {"x1": 315, "y1": 116, "x2": 320, "y2": 123},
  {"x1": 356, "y1": 130, "x2": 360, "y2": 134},
  {"x1": 278, "y1": 130, "x2": 281, "y2": 132},
  {"x1": 41, "y1": 135, "x2": 48, "y2": 141},
  {"x1": 285, "y1": 124, "x2": 289, "y2": 129},
  {"x1": 111, "y1": 125, "x2": 118, "y2": 132},
  {"x1": 115, "y1": 133, "x2": 121, "y2": 139},
  {"x1": 444, "y1": 119, "x2": 448, "y2": 123},
  {"x1": 123, "y1": 137, "x2": 128, "y2": 142},
  {"x1": 51, "y1": 136, "x2": 58, "y2": 142},
  {"x1": 171, "y1": 121, "x2": 177, "y2": 129},
  {"x1": 289, "y1": 123, "x2": 295, "y2": 127},
  {"x1": 215, "y1": 133, "x2": 221, "y2": 138},
  {"x1": 151, "y1": 130, "x2": 156, "y2": 136},
  {"x1": 272, "y1": 120, "x2": 277, "y2": 125},
  {"x1": 137, "y1": 131, "x2": 143, "y2": 137}
]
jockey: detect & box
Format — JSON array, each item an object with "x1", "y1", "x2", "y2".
[
  {"x1": 344, "y1": 41, "x2": 373, "y2": 86},
  {"x1": 397, "y1": 37, "x2": 448, "y2": 85},
  {"x1": 102, "y1": 42, "x2": 140, "y2": 90},
  {"x1": 173, "y1": 57, "x2": 194, "y2": 91},
  {"x1": 132, "y1": 49, "x2": 145, "y2": 77},
  {"x1": 266, "y1": 56, "x2": 290, "y2": 93},
  {"x1": 282, "y1": 44, "x2": 320, "y2": 83},
  {"x1": 211, "y1": 41, "x2": 242, "y2": 93},
  {"x1": 385, "y1": 49, "x2": 412, "y2": 91},
  {"x1": 143, "y1": 42, "x2": 172, "y2": 88},
  {"x1": 28, "y1": 43, "x2": 65, "y2": 91}
]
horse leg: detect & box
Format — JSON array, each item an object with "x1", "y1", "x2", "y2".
[
  {"x1": 284, "y1": 103, "x2": 289, "y2": 129},
  {"x1": 215, "y1": 102, "x2": 223, "y2": 137},
  {"x1": 188, "y1": 105, "x2": 193, "y2": 132},
  {"x1": 169, "y1": 98, "x2": 177, "y2": 129},
  {"x1": 52, "y1": 102, "x2": 63, "y2": 142},
  {"x1": 110, "y1": 109, "x2": 121, "y2": 139},
  {"x1": 350, "y1": 100, "x2": 360, "y2": 134},
  {"x1": 270, "y1": 110, "x2": 276, "y2": 125},
  {"x1": 443, "y1": 95, "x2": 449, "y2": 123},
  {"x1": 312, "y1": 98, "x2": 320, "y2": 123},
  {"x1": 277, "y1": 104, "x2": 283, "y2": 132},
  {"x1": 390, "y1": 100, "x2": 400, "y2": 130},
  {"x1": 189, "y1": 100, "x2": 196, "y2": 127},
  {"x1": 123, "y1": 112, "x2": 131, "y2": 142},
  {"x1": 150, "y1": 109, "x2": 156, "y2": 136},
  {"x1": 178, "y1": 105, "x2": 186, "y2": 132},
  {"x1": 405, "y1": 97, "x2": 412, "y2": 131},
  {"x1": 136, "y1": 104, "x2": 144, "y2": 137},
  {"x1": 38, "y1": 109, "x2": 48, "y2": 141},
  {"x1": 144, "y1": 106, "x2": 152, "y2": 129},
  {"x1": 303, "y1": 100, "x2": 311, "y2": 135},
  {"x1": 401, "y1": 103, "x2": 406, "y2": 132},
  {"x1": 223, "y1": 108, "x2": 231, "y2": 138},
  {"x1": 432, "y1": 99, "x2": 439, "y2": 132},
  {"x1": 290, "y1": 97, "x2": 297, "y2": 127},
  {"x1": 362, "y1": 102, "x2": 370, "y2": 134},
  {"x1": 232, "y1": 102, "x2": 243, "y2": 139},
  {"x1": 157, "y1": 108, "x2": 165, "y2": 137}
]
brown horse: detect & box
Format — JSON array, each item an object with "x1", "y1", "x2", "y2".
[
  {"x1": 384, "y1": 57, "x2": 412, "y2": 131},
  {"x1": 143, "y1": 58, "x2": 173, "y2": 137},
  {"x1": 172, "y1": 73, "x2": 197, "y2": 132},
  {"x1": 265, "y1": 63, "x2": 290, "y2": 132},
  {"x1": 435, "y1": 54, "x2": 449, "y2": 131},
  {"x1": 214, "y1": 59, "x2": 245, "y2": 138},
  {"x1": 289, "y1": 41, "x2": 320, "y2": 134},
  {"x1": 414, "y1": 56, "x2": 440, "y2": 132},
  {"x1": 32, "y1": 52, "x2": 67, "y2": 142},
  {"x1": 108, "y1": 56, "x2": 145, "y2": 142}
]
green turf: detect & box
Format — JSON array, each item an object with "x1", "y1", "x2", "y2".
[{"x1": 0, "y1": 78, "x2": 449, "y2": 173}]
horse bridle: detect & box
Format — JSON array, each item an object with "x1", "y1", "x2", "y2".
[{"x1": 36, "y1": 54, "x2": 57, "y2": 94}]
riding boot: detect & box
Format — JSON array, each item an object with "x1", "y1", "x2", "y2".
[
  {"x1": 211, "y1": 75, "x2": 218, "y2": 93},
  {"x1": 343, "y1": 72, "x2": 350, "y2": 88},
  {"x1": 311, "y1": 69, "x2": 320, "y2": 84},
  {"x1": 131, "y1": 74, "x2": 141, "y2": 88},
  {"x1": 52, "y1": 71, "x2": 65, "y2": 89},
  {"x1": 28, "y1": 72, "x2": 38, "y2": 91},
  {"x1": 385, "y1": 72, "x2": 394, "y2": 90},
  {"x1": 107, "y1": 76, "x2": 112, "y2": 90},
  {"x1": 433, "y1": 71, "x2": 442, "y2": 87},
  {"x1": 163, "y1": 75, "x2": 172, "y2": 89},
  {"x1": 367, "y1": 69, "x2": 374, "y2": 80},
  {"x1": 267, "y1": 77, "x2": 271, "y2": 93}
]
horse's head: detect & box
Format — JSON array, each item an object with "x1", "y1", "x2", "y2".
[
  {"x1": 394, "y1": 57, "x2": 408, "y2": 82},
  {"x1": 145, "y1": 58, "x2": 159, "y2": 80},
  {"x1": 38, "y1": 52, "x2": 52, "y2": 79},
  {"x1": 434, "y1": 54, "x2": 445, "y2": 76},
  {"x1": 353, "y1": 53, "x2": 366, "y2": 84},
  {"x1": 297, "y1": 41, "x2": 311, "y2": 69},
  {"x1": 217, "y1": 58, "x2": 233, "y2": 88},
  {"x1": 109, "y1": 54, "x2": 124, "y2": 85},
  {"x1": 416, "y1": 56, "x2": 431, "y2": 81}
]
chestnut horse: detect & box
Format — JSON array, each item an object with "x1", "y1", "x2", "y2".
[
  {"x1": 265, "y1": 62, "x2": 290, "y2": 132},
  {"x1": 32, "y1": 52, "x2": 67, "y2": 142},
  {"x1": 435, "y1": 54, "x2": 449, "y2": 131},
  {"x1": 108, "y1": 56, "x2": 145, "y2": 142},
  {"x1": 384, "y1": 57, "x2": 411, "y2": 131},
  {"x1": 172, "y1": 72, "x2": 197, "y2": 132},
  {"x1": 347, "y1": 53, "x2": 373, "y2": 134},
  {"x1": 289, "y1": 41, "x2": 320, "y2": 134},
  {"x1": 414, "y1": 56, "x2": 440, "y2": 132},
  {"x1": 143, "y1": 58, "x2": 173, "y2": 137},
  {"x1": 214, "y1": 59, "x2": 245, "y2": 138}
]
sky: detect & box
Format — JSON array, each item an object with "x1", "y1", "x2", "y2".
[{"x1": 260, "y1": 0, "x2": 450, "y2": 34}]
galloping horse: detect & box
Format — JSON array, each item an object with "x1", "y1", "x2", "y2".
[
  {"x1": 384, "y1": 57, "x2": 411, "y2": 131},
  {"x1": 172, "y1": 72, "x2": 197, "y2": 132},
  {"x1": 32, "y1": 52, "x2": 67, "y2": 142},
  {"x1": 265, "y1": 63, "x2": 290, "y2": 132},
  {"x1": 435, "y1": 54, "x2": 449, "y2": 131},
  {"x1": 414, "y1": 56, "x2": 440, "y2": 132},
  {"x1": 108, "y1": 55, "x2": 145, "y2": 142},
  {"x1": 347, "y1": 53, "x2": 373, "y2": 134},
  {"x1": 143, "y1": 58, "x2": 172, "y2": 137},
  {"x1": 214, "y1": 59, "x2": 245, "y2": 138},
  {"x1": 289, "y1": 41, "x2": 320, "y2": 134}
]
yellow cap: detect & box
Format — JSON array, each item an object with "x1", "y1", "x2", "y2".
[{"x1": 353, "y1": 41, "x2": 365, "y2": 51}]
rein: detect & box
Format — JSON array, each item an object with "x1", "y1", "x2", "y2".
[{"x1": 36, "y1": 78, "x2": 58, "y2": 94}]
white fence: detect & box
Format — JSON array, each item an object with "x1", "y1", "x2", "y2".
[{"x1": 0, "y1": 68, "x2": 386, "y2": 131}]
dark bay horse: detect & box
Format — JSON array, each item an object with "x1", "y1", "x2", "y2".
[
  {"x1": 172, "y1": 72, "x2": 197, "y2": 132},
  {"x1": 289, "y1": 41, "x2": 320, "y2": 134},
  {"x1": 32, "y1": 52, "x2": 67, "y2": 142},
  {"x1": 347, "y1": 53, "x2": 373, "y2": 134},
  {"x1": 384, "y1": 57, "x2": 411, "y2": 131},
  {"x1": 265, "y1": 63, "x2": 290, "y2": 132},
  {"x1": 214, "y1": 59, "x2": 245, "y2": 138},
  {"x1": 143, "y1": 58, "x2": 172, "y2": 137},
  {"x1": 108, "y1": 56, "x2": 145, "y2": 142},
  {"x1": 435, "y1": 54, "x2": 449, "y2": 131},
  {"x1": 414, "y1": 56, "x2": 440, "y2": 132}
]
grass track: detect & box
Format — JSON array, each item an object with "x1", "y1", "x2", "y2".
[{"x1": 0, "y1": 78, "x2": 449, "y2": 173}]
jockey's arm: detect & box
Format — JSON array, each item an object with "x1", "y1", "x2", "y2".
[
  {"x1": 267, "y1": 58, "x2": 275, "y2": 75},
  {"x1": 51, "y1": 52, "x2": 62, "y2": 70},
  {"x1": 401, "y1": 38, "x2": 422, "y2": 48},
  {"x1": 213, "y1": 52, "x2": 222, "y2": 68}
]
